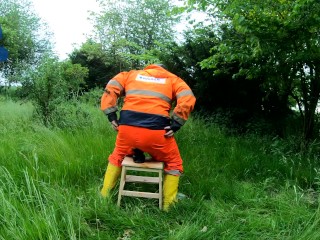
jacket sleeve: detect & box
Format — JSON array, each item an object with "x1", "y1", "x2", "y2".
[
  {"x1": 100, "y1": 72, "x2": 127, "y2": 115},
  {"x1": 171, "y1": 77, "x2": 196, "y2": 126}
]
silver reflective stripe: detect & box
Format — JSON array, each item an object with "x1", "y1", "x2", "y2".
[
  {"x1": 107, "y1": 80, "x2": 123, "y2": 91},
  {"x1": 165, "y1": 170, "x2": 181, "y2": 176},
  {"x1": 176, "y1": 90, "x2": 194, "y2": 99},
  {"x1": 126, "y1": 89, "x2": 171, "y2": 104},
  {"x1": 172, "y1": 113, "x2": 186, "y2": 126},
  {"x1": 103, "y1": 106, "x2": 118, "y2": 115}
]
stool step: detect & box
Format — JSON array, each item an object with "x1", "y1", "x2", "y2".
[
  {"x1": 126, "y1": 175, "x2": 161, "y2": 184},
  {"x1": 122, "y1": 157, "x2": 164, "y2": 170},
  {"x1": 122, "y1": 190, "x2": 160, "y2": 199}
]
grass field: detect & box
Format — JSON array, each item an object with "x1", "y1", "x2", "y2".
[{"x1": 1, "y1": 99, "x2": 320, "y2": 239}]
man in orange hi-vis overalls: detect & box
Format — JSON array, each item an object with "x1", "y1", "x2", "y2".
[{"x1": 100, "y1": 64, "x2": 196, "y2": 211}]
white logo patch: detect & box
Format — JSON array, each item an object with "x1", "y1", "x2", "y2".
[{"x1": 136, "y1": 74, "x2": 166, "y2": 84}]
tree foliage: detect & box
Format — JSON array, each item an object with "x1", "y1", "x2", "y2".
[
  {"x1": 156, "y1": 26, "x2": 265, "y2": 132},
  {"x1": 0, "y1": 0, "x2": 53, "y2": 80},
  {"x1": 60, "y1": 61, "x2": 89, "y2": 97},
  {"x1": 69, "y1": 40, "x2": 117, "y2": 90},
  {"x1": 187, "y1": 0, "x2": 320, "y2": 140},
  {"x1": 20, "y1": 55, "x2": 88, "y2": 125},
  {"x1": 91, "y1": 0, "x2": 179, "y2": 69}
]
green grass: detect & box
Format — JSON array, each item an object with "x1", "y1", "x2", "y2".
[{"x1": 1, "y1": 99, "x2": 320, "y2": 239}]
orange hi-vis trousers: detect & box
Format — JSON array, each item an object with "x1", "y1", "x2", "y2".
[{"x1": 108, "y1": 125, "x2": 183, "y2": 175}]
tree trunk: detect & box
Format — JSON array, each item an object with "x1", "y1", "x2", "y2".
[{"x1": 302, "y1": 63, "x2": 320, "y2": 141}]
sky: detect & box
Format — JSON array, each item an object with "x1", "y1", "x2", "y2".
[
  {"x1": 31, "y1": 0, "x2": 100, "y2": 60},
  {"x1": 30, "y1": 0, "x2": 204, "y2": 61}
]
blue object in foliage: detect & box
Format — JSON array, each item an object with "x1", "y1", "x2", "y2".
[
  {"x1": 0, "y1": 47, "x2": 8, "y2": 61},
  {"x1": 0, "y1": 26, "x2": 9, "y2": 61}
]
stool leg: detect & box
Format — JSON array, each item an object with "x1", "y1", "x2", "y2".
[
  {"x1": 159, "y1": 170, "x2": 163, "y2": 210},
  {"x1": 117, "y1": 166, "x2": 126, "y2": 207}
]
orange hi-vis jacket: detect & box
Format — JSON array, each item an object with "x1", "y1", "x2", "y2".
[{"x1": 101, "y1": 64, "x2": 196, "y2": 129}]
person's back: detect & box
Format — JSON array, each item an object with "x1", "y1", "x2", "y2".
[
  {"x1": 100, "y1": 64, "x2": 196, "y2": 211},
  {"x1": 102, "y1": 64, "x2": 195, "y2": 130}
]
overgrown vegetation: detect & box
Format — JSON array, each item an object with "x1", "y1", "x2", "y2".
[
  {"x1": 1, "y1": 0, "x2": 320, "y2": 238},
  {"x1": 2, "y1": 0, "x2": 320, "y2": 143},
  {"x1": 1, "y1": 98, "x2": 320, "y2": 239}
]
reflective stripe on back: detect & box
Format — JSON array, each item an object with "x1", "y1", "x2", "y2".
[{"x1": 126, "y1": 89, "x2": 171, "y2": 104}]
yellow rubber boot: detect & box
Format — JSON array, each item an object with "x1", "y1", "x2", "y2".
[
  {"x1": 163, "y1": 174, "x2": 180, "y2": 211},
  {"x1": 100, "y1": 163, "x2": 121, "y2": 198}
]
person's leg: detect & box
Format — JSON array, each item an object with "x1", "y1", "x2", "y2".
[
  {"x1": 163, "y1": 174, "x2": 180, "y2": 211},
  {"x1": 100, "y1": 162, "x2": 122, "y2": 197},
  {"x1": 160, "y1": 140, "x2": 182, "y2": 211},
  {"x1": 101, "y1": 126, "x2": 135, "y2": 198},
  {"x1": 136, "y1": 128, "x2": 183, "y2": 210}
]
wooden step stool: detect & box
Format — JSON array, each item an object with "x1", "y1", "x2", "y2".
[{"x1": 117, "y1": 156, "x2": 164, "y2": 209}]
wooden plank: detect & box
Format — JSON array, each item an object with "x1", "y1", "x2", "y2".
[
  {"x1": 122, "y1": 157, "x2": 164, "y2": 170},
  {"x1": 122, "y1": 190, "x2": 160, "y2": 199},
  {"x1": 125, "y1": 167, "x2": 162, "y2": 173},
  {"x1": 159, "y1": 173, "x2": 163, "y2": 209},
  {"x1": 126, "y1": 175, "x2": 160, "y2": 183}
]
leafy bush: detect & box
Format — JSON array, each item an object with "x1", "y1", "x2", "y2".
[
  {"x1": 79, "y1": 87, "x2": 103, "y2": 107},
  {"x1": 49, "y1": 101, "x2": 97, "y2": 130},
  {"x1": 19, "y1": 55, "x2": 88, "y2": 126}
]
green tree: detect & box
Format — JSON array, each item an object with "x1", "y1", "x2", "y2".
[
  {"x1": 156, "y1": 26, "x2": 264, "y2": 133},
  {"x1": 188, "y1": 0, "x2": 320, "y2": 141},
  {"x1": 20, "y1": 55, "x2": 88, "y2": 125},
  {"x1": 24, "y1": 56, "x2": 64, "y2": 125},
  {"x1": 69, "y1": 40, "x2": 117, "y2": 90},
  {"x1": 0, "y1": 0, "x2": 53, "y2": 82},
  {"x1": 92, "y1": 0, "x2": 178, "y2": 69},
  {"x1": 60, "y1": 60, "x2": 89, "y2": 97}
]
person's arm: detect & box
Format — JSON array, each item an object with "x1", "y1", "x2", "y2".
[
  {"x1": 100, "y1": 72, "x2": 127, "y2": 131},
  {"x1": 164, "y1": 77, "x2": 196, "y2": 137}
]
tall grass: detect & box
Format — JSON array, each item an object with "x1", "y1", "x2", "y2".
[{"x1": 1, "y1": 98, "x2": 320, "y2": 239}]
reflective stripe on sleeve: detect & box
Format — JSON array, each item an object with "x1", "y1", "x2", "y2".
[
  {"x1": 107, "y1": 80, "x2": 124, "y2": 91},
  {"x1": 172, "y1": 113, "x2": 186, "y2": 126},
  {"x1": 176, "y1": 90, "x2": 194, "y2": 99},
  {"x1": 103, "y1": 106, "x2": 118, "y2": 115},
  {"x1": 126, "y1": 89, "x2": 171, "y2": 104}
]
